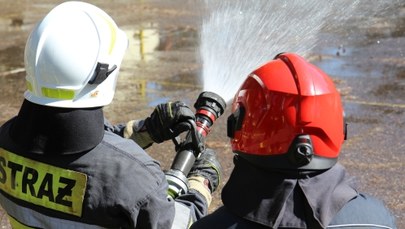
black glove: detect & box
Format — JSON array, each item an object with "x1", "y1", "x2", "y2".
[
  {"x1": 145, "y1": 101, "x2": 195, "y2": 143},
  {"x1": 188, "y1": 148, "x2": 222, "y2": 193}
]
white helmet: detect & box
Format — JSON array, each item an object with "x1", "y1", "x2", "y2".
[{"x1": 24, "y1": 1, "x2": 128, "y2": 108}]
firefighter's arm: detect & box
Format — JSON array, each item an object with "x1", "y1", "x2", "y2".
[
  {"x1": 127, "y1": 150, "x2": 221, "y2": 229},
  {"x1": 172, "y1": 149, "x2": 222, "y2": 224},
  {"x1": 187, "y1": 148, "x2": 221, "y2": 205}
]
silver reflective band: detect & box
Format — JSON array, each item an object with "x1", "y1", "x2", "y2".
[
  {"x1": 328, "y1": 223, "x2": 394, "y2": 229},
  {"x1": 171, "y1": 201, "x2": 192, "y2": 229},
  {"x1": 0, "y1": 194, "x2": 109, "y2": 229}
]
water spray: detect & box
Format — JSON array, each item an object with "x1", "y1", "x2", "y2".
[
  {"x1": 166, "y1": 91, "x2": 226, "y2": 198},
  {"x1": 199, "y1": 0, "x2": 365, "y2": 102}
]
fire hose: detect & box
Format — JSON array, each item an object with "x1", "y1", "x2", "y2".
[{"x1": 166, "y1": 91, "x2": 226, "y2": 198}]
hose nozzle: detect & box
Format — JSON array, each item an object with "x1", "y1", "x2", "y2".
[{"x1": 194, "y1": 91, "x2": 226, "y2": 137}]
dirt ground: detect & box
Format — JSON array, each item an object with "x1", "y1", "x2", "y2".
[{"x1": 0, "y1": 0, "x2": 404, "y2": 228}]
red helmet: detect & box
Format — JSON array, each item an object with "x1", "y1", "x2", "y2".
[{"x1": 227, "y1": 53, "x2": 346, "y2": 170}]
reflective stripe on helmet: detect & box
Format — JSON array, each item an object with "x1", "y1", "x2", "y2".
[
  {"x1": 28, "y1": 79, "x2": 76, "y2": 100},
  {"x1": 98, "y1": 12, "x2": 117, "y2": 55},
  {"x1": 26, "y1": 81, "x2": 33, "y2": 92},
  {"x1": 41, "y1": 87, "x2": 75, "y2": 100}
]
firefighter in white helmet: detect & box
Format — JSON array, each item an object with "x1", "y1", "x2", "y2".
[{"x1": 0, "y1": 1, "x2": 220, "y2": 228}]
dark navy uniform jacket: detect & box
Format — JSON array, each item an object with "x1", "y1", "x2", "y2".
[
  {"x1": 191, "y1": 156, "x2": 397, "y2": 229},
  {"x1": 0, "y1": 100, "x2": 207, "y2": 229}
]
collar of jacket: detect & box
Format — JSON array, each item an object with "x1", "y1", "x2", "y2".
[
  {"x1": 9, "y1": 99, "x2": 104, "y2": 155},
  {"x1": 221, "y1": 156, "x2": 358, "y2": 228}
]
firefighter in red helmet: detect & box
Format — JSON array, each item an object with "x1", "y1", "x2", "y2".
[
  {"x1": 191, "y1": 53, "x2": 396, "y2": 229},
  {"x1": 229, "y1": 52, "x2": 345, "y2": 170}
]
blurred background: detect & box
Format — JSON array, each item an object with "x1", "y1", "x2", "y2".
[{"x1": 0, "y1": 0, "x2": 404, "y2": 228}]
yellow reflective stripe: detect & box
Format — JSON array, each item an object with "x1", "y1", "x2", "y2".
[
  {"x1": 97, "y1": 12, "x2": 117, "y2": 55},
  {"x1": 41, "y1": 87, "x2": 75, "y2": 99},
  {"x1": 26, "y1": 81, "x2": 33, "y2": 92},
  {"x1": 8, "y1": 215, "x2": 35, "y2": 229},
  {"x1": 105, "y1": 18, "x2": 117, "y2": 55},
  {"x1": 1, "y1": 194, "x2": 107, "y2": 229},
  {"x1": 0, "y1": 148, "x2": 87, "y2": 217}
]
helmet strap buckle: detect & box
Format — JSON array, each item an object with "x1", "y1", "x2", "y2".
[
  {"x1": 88, "y1": 62, "x2": 117, "y2": 85},
  {"x1": 288, "y1": 134, "x2": 314, "y2": 167}
]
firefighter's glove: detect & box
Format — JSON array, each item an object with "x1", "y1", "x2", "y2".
[
  {"x1": 145, "y1": 101, "x2": 195, "y2": 143},
  {"x1": 188, "y1": 149, "x2": 222, "y2": 205}
]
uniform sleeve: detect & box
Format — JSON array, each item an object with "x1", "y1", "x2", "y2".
[
  {"x1": 132, "y1": 176, "x2": 176, "y2": 229},
  {"x1": 101, "y1": 129, "x2": 209, "y2": 228},
  {"x1": 329, "y1": 193, "x2": 397, "y2": 228},
  {"x1": 127, "y1": 165, "x2": 209, "y2": 229},
  {"x1": 103, "y1": 118, "x2": 126, "y2": 137},
  {"x1": 104, "y1": 119, "x2": 154, "y2": 149},
  {"x1": 173, "y1": 190, "x2": 210, "y2": 226}
]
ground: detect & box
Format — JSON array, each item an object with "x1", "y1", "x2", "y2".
[{"x1": 0, "y1": 0, "x2": 404, "y2": 228}]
